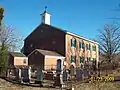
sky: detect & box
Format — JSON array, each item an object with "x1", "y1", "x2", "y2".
[{"x1": 0, "y1": 0, "x2": 120, "y2": 41}]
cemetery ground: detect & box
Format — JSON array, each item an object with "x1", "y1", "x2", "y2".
[
  {"x1": 0, "y1": 78, "x2": 120, "y2": 90},
  {"x1": 1, "y1": 68, "x2": 120, "y2": 90}
]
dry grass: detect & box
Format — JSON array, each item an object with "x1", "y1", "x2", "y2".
[
  {"x1": 0, "y1": 78, "x2": 59, "y2": 90},
  {"x1": 73, "y1": 68, "x2": 120, "y2": 90},
  {"x1": 74, "y1": 82, "x2": 120, "y2": 90}
]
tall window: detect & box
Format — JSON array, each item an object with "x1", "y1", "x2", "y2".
[
  {"x1": 87, "y1": 57, "x2": 91, "y2": 62},
  {"x1": 23, "y1": 59, "x2": 27, "y2": 64},
  {"x1": 93, "y1": 58, "x2": 96, "y2": 61},
  {"x1": 89, "y1": 43, "x2": 91, "y2": 50},
  {"x1": 92, "y1": 45, "x2": 96, "y2": 51},
  {"x1": 79, "y1": 41, "x2": 82, "y2": 48},
  {"x1": 71, "y1": 38, "x2": 76, "y2": 47},
  {"x1": 71, "y1": 56, "x2": 76, "y2": 63},
  {"x1": 82, "y1": 40, "x2": 85, "y2": 49},
  {"x1": 86, "y1": 43, "x2": 89, "y2": 50},
  {"x1": 80, "y1": 56, "x2": 84, "y2": 63},
  {"x1": 79, "y1": 40, "x2": 85, "y2": 49},
  {"x1": 92, "y1": 58, "x2": 97, "y2": 66}
]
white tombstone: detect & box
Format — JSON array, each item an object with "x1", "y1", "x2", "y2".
[
  {"x1": 56, "y1": 59, "x2": 64, "y2": 87},
  {"x1": 28, "y1": 67, "x2": 31, "y2": 80},
  {"x1": 18, "y1": 69, "x2": 22, "y2": 83}
]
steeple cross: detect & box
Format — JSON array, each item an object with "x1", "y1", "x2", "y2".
[{"x1": 45, "y1": 6, "x2": 47, "y2": 12}]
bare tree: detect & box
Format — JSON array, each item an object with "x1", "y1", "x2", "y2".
[
  {"x1": 98, "y1": 24, "x2": 120, "y2": 63},
  {"x1": 0, "y1": 25, "x2": 23, "y2": 52},
  {"x1": 0, "y1": 7, "x2": 22, "y2": 72}
]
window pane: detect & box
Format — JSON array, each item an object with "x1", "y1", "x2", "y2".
[
  {"x1": 80, "y1": 56, "x2": 84, "y2": 63},
  {"x1": 71, "y1": 56, "x2": 76, "y2": 63},
  {"x1": 71, "y1": 39, "x2": 73, "y2": 47},
  {"x1": 70, "y1": 56, "x2": 72, "y2": 62},
  {"x1": 74, "y1": 56, "x2": 76, "y2": 63},
  {"x1": 82, "y1": 41, "x2": 84, "y2": 49},
  {"x1": 92, "y1": 45, "x2": 96, "y2": 51},
  {"x1": 89, "y1": 44, "x2": 91, "y2": 50},
  {"x1": 71, "y1": 39, "x2": 76, "y2": 47},
  {"x1": 94, "y1": 46, "x2": 96, "y2": 51},
  {"x1": 80, "y1": 57, "x2": 82, "y2": 63},
  {"x1": 82, "y1": 57, "x2": 84, "y2": 62},
  {"x1": 86, "y1": 44, "x2": 88, "y2": 50},
  {"x1": 87, "y1": 57, "x2": 88, "y2": 61},
  {"x1": 24, "y1": 59, "x2": 26, "y2": 64},
  {"x1": 79, "y1": 41, "x2": 82, "y2": 48},
  {"x1": 74, "y1": 39, "x2": 76, "y2": 47}
]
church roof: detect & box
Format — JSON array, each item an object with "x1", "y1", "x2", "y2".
[{"x1": 25, "y1": 23, "x2": 98, "y2": 44}]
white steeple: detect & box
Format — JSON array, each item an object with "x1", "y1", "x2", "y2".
[{"x1": 41, "y1": 6, "x2": 51, "y2": 25}]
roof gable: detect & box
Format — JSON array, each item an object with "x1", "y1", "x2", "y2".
[
  {"x1": 28, "y1": 49, "x2": 64, "y2": 57},
  {"x1": 24, "y1": 23, "x2": 66, "y2": 41},
  {"x1": 9, "y1": 52, "x2": 26, "y2": 57}
]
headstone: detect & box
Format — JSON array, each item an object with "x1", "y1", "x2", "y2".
[
  {"x1": 70, "y1": 65, "x2": 75, "y2": 76},
  {"x1": 28, "y1": 67, "x2": 31, "y2": 81},
  {"x1": 76, "y1": 67, "x2": 83, "y2": 81},
  {"x1": 83, "y1": 68, "x2": 89, "y2": 79},
  {"x1": 63, "y1": 70, "x2": 68, "y2": 81},
  {"x1": 18, "y1": 69, "x2": 22, "y2": 83},
  {"x1": 21, "y1": 68, "x2": 30, "y2": 82},
  {"x1": 54, "y1": 74, "x2": 61, "y2": 87},
  {"x1": 36, "y1": 69, "x2": 43, "y2": 82},
  {"x1": 55, "y1": 59, "x2": 65, "y2": 87},
  {"x1": 19, "y1": 69, "x2": 21, "y2": 78},
  {"x1": 15, "y1": 69, "x2": 19, "y2": 81},
  {"x1": 60, "y1": 74, "x2": 64, "y2": 85}
]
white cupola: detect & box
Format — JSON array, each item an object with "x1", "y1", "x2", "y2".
[{"x1": 41, "y1": 6, "x2": 51, "y2": 25}]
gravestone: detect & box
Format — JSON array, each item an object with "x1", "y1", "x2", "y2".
[
  {"x1": 36, "y1": 69, "x2": 43, "y2": 81},
  {"x1": 28, "y1": 66, "x2": 31, "y2": 82},
  {"x1": 55, "y1": 59, "x2": 64, "y2": 87},
  {"x1": 63, "y1": 70, "x2": 68, "y2": 81},
  {"x1": 21, "y1": 68, "x2": 30, "y2": 83},
  {"x1": 76, "y1": 67, "x2": 83, "y2": 81},
  {"x1": 35, "y1": 69, "x2": 43, "y2": 86},
  {"x1": 18, "y1": 69, "x2": 22, "y2": 83},
  {"x1": 70, "y1": 65, "x2": 75, "y2": 76},
  {"x1": 15, "y1": 69, "x2": 19, "y2": 81},
  {"x1": 83, "y1": 68, "x2": 89, "y2": 79}
]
